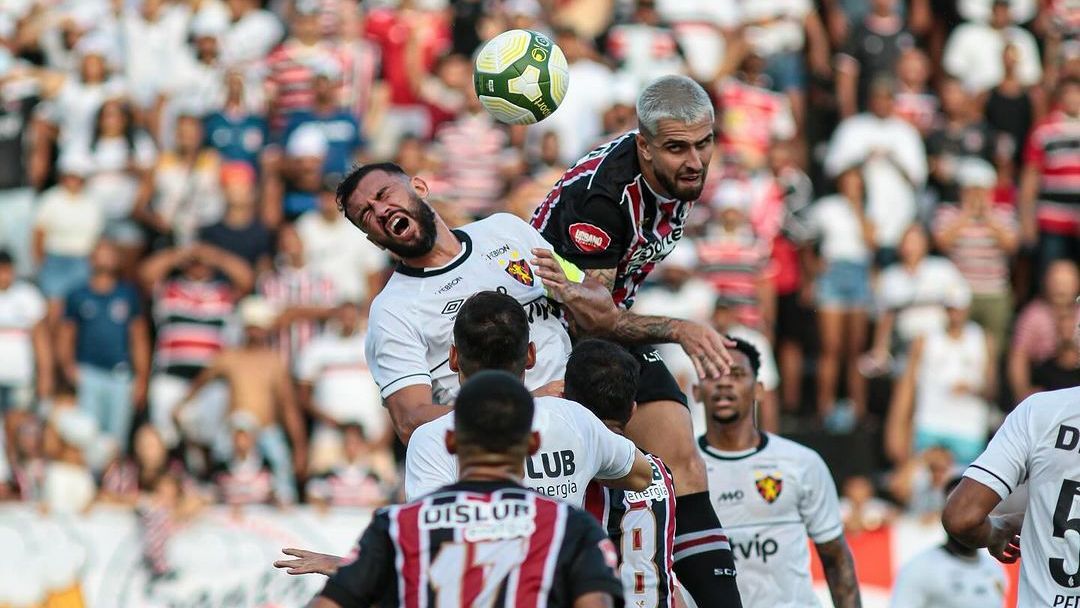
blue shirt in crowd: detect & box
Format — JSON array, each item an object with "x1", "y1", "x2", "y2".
[
  {"x1": 204, "y1": 112, "x2": 269, "y2": 170},
  {"x1": 64, "y1": 281, "x2": 141, "y2": 371},
  {"x1": 282, "y1": 110, "x2": 364, "y2": 178}
]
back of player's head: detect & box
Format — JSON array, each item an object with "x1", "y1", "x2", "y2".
[
  {"x1": 563, "y1": 339, "x2": 639, "y2": 425},
  {"x1": 454, "y1": 370, "x2": 535, "y2": 453},
  {"x1": 728, "y1": 336, "x2": 761, "y2": 379},
  {"x1": 637, "y1": 75, "x2": 714, "y2": 138},
  {"x1": 453, "y1": 291, "x2": 530, "y2": 377},
  {"x1": 335, "y1": 162, "x2": 408, "y2": 214}
]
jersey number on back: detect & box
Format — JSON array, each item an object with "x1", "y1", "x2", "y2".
[
  {"x1": 1051, "y1": 479, "x2": 1080, "y2": 588},
  {"x1": 429, "y1": 538, "x2": 528, "y2": 607},
  {"x1": 621, "y1": 509, "x2": 660, "y2": 608}
]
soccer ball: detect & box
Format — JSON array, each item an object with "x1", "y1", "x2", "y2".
[{"x1": 473, "y1": 29, "x2": 569, "y2": 125}]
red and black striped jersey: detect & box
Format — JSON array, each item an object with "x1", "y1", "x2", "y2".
[
  {"x1": 320, "y1": 480, "x2": 623, "y2": 608},
  {"x1": 584, "y1": 454, "x2": 678, "y2": 608},
  {"x1": 531, "y1": 132, "x2": 695, "y2": 309}
]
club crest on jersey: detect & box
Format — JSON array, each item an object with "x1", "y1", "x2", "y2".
[
  {"x1": 569, "y1": 222, "x2": 611, "y2": 253},
  {"x1": 754, "y1": 471, "x2": 783, "y2": 504},
  {"x1": 500, "y1": 254, "x2": 535, "y2": 286}
]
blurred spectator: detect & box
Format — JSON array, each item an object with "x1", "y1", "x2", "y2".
[
  {"x1": 140, "y1": 243, "x2": 254, "y2": 450},
  {"x1": 892, "y1": 48, "x2": 937, "y2": 136},
  {"x1": 429, "y1": 84, "x2": 520, "y2": 219},
  {"x1": 265, "y1": 2, "x2": 352, "y2": 132},
  {"x1": 164, "y1": 9, "x2": 231, "y2": 129},
  {"x1": 887, "y1": 446, "x2": 956, "y2": 522},
  {"x1": 260, "y1": 225, "x2": 336, "y2": 364},
  {"x1": 135, "y1": 112, "x2": 224, "y2": 249},
  {"x1": 416, "y1": 52, "x2": 470, "y2": 131},
  {"x1": 33, "y1": 151, "x2": 104, "y2": 322},
  {"x1": 137, "y1": 472, "x2": 196, "y2": 578},
  {"x1": 1031, "y1": 310, "x2": 1080, "y2": 393},
  {"x1": 0, "y1": 69, "x2": 43, "y2": 277},
  {"x1": 36, "y1": 33, "x2": 127, "y2": 150},
  {"x1": 1018, "y1": 77, "x2": 1080, "y2": 280},
  {"x1": 865, "y1": 225, "x2": 967, "y2": 373},
  {"x1": 82, "y1": 97, "x2": 157, "y2": 270},
  {"x1": 983, "y1": 43, "x2": 1040, "y2": 169},
  {"x1": 715, "y1": 53, "x2": 797, "y2": 170},
  {"x1": 655, "y1": 0, "x2": 739, "y2": 82},
  {"x1": 886, "y1": 286, "x2": 993, "y2": 467},
  {"x1": 544, "y1": 28, "x2": 615, "y2": 165},
  {"x1": 694, "y1": 181, "x2": 775, "y2": 335},
  {"x1": 218, "y1": 0, "x2": 285, "y2": 70},
  {"x1": 605, "y1": 0, "x2": 686, "y2": 90},
  {"x1": 738, "y1": 0, "x2": 830, "y2": 129},
  {"x1": 99, "y1": 424, "x2": 172, "y2": 506},
  {"x1": 958, "y1": 0, "x2": 1038, "y2": 24},
  {"x1": 121, "y1": 0, "x2": 191, "y2": 111},
  {"x1": 0, "y1": 251, "x2": 51, "y2": 413},
  {"x1": 2, "y1": 412, "x2": 45, "y2": 502},
  {"x1": 175, "y1": 296, "x2": 307, "y2": 504},
  {"x1": 212, "y1": 411, "x2": 276, "y2": 506},
  {"x1": 297, "y1": 302, "x2": 386, "y2": 475},
  {"x1": 839, "y1": 475, "x2": 896, "y2": 535},
  {"x1": 41, "y1": 403, "x2": 98, "y2": 515},
  {"x1": 305, "y1": 423, "x2": 393, "y2": 508},
  {"x1": 943, "y1": 0, "x2": 1042, "y2": 95},
  {"x1": 806, "y1": 168, "x2": 874, "y2": 427},
  {"x1": 276, "y1": 121, "x2": 328, "y2": 223},
  {"x1": 932, "y1": 159, "x2": 1019, "y2": 358},
  {"x1": 58, "y1": 241, "x2": 149, "y2": 453},
  {"x1": 825, "y1": 78, "x2": 927, "y2": 266},
  {"x1": 835, "y1": 0, "x2": 915, "y2": 118},
  {"x1": 282, "y1": 58, "x2": 364, "y2": 183},
  {"x1": 203, "y1": 71, "x2": 270, "y2": 171},
  {"x1": 926, "y1": 79, "x2": 996, "y2": 206},
  {"x1": 1008, "y1": 259, "x2": 1080, "y2": 401},
  {"x1": 198, "y1": 163, "x2": 274, "y2": 273},
  {"x1": 295, "y1": 180, "x2": 387, "y2": 305}
]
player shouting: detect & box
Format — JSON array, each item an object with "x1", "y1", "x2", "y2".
[
  {"x1": 308, "y1": 371, "x2": 623, "y2": 608},
  {"x1": 532, "y1": 74, "x2": 740, "y2": 603}
]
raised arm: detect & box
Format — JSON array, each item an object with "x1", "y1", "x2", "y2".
[
  {"x1": 138, "y1": 247, "x2": 188, "y2": 293},
  {"x1": 816, "y1": 537, "x2": 862, "y2": 608},
  {"x1": 195, "y1": 243, "x2": 254, "y2": 294}
]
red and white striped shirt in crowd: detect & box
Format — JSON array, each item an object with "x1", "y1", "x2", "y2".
[
  {"x1": 431, "y1": 112, "x2": 516, "y2": 218},
  {"x1": 259, "y1": 266, "x2": 336, "y2": 367},
  {"x1": 715, "y1": 78, "x2": 796, "y2": 166},
  {"x1": 152, "y1": 278, "x2": 236, "y2": 379},
  {"x1": 263, "y1": 40, "x2": 354, "y2": 131},
  {"x1": 215, "y1": 453, "x2": 275, "y2": 506},
  {"x1": 305, "y1": 463, "x2": 388, "y2": 508},
  {"x1": 1011, "y1": 299, "x2": 1080, "y2": 364},
  {"x1": 894, "y1": 89, "x2": 939, "y2": 135},
  {"x1": 932, "y1": 203, "x2": 1018, "y2": 295},
  {"x1": 694, "y1": 229, "x2": 774, "y2": 330},
  {"x1": 1024, "y1": 110, "x2": 1080, "y2": 235}
]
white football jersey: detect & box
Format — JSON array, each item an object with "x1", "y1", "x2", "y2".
[
  {"x1": 964, "y1": 386, "x2": 1080, "y2": 606},
  {"x1": 405, "y1": 396, "x2": 638, "y2": 507},
  {"x1": 699, "y1": 433, "x2": 844, "y2": 608},
  {"x1": 890, "y1": 545, "x2": 1007, "y2": 608},
  {"x1": 365, "y1": 213, "x2": 572, "y2": 404}
]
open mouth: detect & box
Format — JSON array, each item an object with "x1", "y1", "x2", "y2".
[
  {"x1": 386, "y1": 213, "x2": 412, "y2": 238},
  {"x1": 679, "y1": 173, "x2": 702, "y2": 184}
]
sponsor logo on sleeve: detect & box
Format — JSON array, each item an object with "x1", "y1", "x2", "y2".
[{"x1": 568, "y1": 223, "x2": 611, "y2": 253}]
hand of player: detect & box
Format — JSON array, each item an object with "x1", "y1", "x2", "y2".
[
  {"x1": 672, "y1": 319, "x2": 736, "y2": 379},
  {"x1": 273, "y1": 548, "x2": 343, "y2": 576},
  {"x1": 531, "y1": 248, "x2": 617, "y2": 335},
  {"x1": 987, "y1": 513, "x2": 1023, "y2": 564}
]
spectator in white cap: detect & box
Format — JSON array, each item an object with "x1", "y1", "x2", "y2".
[
  {"x1": 281, "y1": 54, "x2": 364, "y2": 183},
  {"x1": 933, "y1": 158, "x2": 1018, "y2": 358},
  {"x1": 219, "y1": 0, "x2": 284, "y2": 70},
  {"x1": 270, "y1": 121, "x2": 329, "y2": 223},
  {"x1": 886, "y1": 280, "x2": 993, "y2": 468},
  {"x1": 32, "y1": 149, "x2": 104, "y2": 323},
  {"x1": 159, "y1": 7, "x2": 233, "y2": 141}
]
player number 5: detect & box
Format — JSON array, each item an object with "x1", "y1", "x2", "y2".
[{"x1": 1050, "y1": 478, "x2": 1080, "y2": 587}]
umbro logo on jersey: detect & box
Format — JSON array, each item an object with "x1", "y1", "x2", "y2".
[
  {"x1": 569, "y1": 223, "x2": 611, "y2": 253},
  {"x1": 441, "y1": 299, "x2": 464, "y2": 315}
]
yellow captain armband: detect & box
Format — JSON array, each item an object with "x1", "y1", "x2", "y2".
[{"x1": 542, "y1": 251, "x2": 585, "y2": 300}]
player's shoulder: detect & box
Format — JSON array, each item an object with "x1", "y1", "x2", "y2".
[
  {"x1": 764, "y1": 433, "x2": 831, "y2": 471},
  {"x1": 463, "y1": 212, "x2": 534, "y2": 237},
  {"x1": 1015, "y1": 386, "x2": 1080, "y2": 424},
  {"x1": 411, "y1": 411, "x2": 455, "y2": 441},
  {"x1": 535, "y1": 396, "x2": 605, "y2": 429}
]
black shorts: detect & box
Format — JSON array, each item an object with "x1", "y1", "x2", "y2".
[
  {"x1": 629, "y1": 344, "x2": 688, "y2": 407},
  {"x1": 775, "y1": 292, "x2": 816, "y2": 347}
]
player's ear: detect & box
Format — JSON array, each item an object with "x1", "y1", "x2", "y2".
[
  {"x1": 449, "y1": 344, "x2": 459, "y2": 373},
  {"x1": 526, "y1": 343, "x2": 536, "y2": 370},
  {"x1": 754, "y1": 381, "x2": 765, "y2": 401},
  {"x1": 445, "y1": 429, "x2": 457, "y2": 455},
  {"x1": 527, "y1": 431, "x2": 541, "y2": 456},
  {"x1": 636, "y1": 131, "x2": 652, "y2": 162},
  {"x1": 410, "y1": 175, "x2": 429, "y2": 198}
]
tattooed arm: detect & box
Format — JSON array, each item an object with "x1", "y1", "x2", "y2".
[
  {"x1": 815, "y1": 537, "x2": 862, "y2": 608},
  {"x1": 583, "y1": 267, "x2": 733, "y2": 379}
]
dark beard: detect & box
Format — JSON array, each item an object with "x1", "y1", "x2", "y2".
[
  {"x1": 382, "y1": 194, "x2": 438, "y2": 259},
  {"x1": 656, "y1": 169, "x2": 705, "y2": 202}
]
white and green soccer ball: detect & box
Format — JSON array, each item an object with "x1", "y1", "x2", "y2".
[{"x1": 473, "y1": 29, "x2": 570, "y2": 125}]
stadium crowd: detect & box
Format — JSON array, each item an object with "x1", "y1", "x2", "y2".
[{"x1": 0, "y1": 0, "x2": 1077, "y2": 577}]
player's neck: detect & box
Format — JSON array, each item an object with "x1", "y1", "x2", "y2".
[
  {"x1": 637, "y1": 151, "x2": 674, "y2": 201},
  {"x1": 458, "y1": 463, "x2": 525, "y2": 485},
  {"x1": 401, "y1": 221, "x2": 463, "y2": 270},
  {"x1": 705, "y1": 418, "x2": 760, "y2": 452}
]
